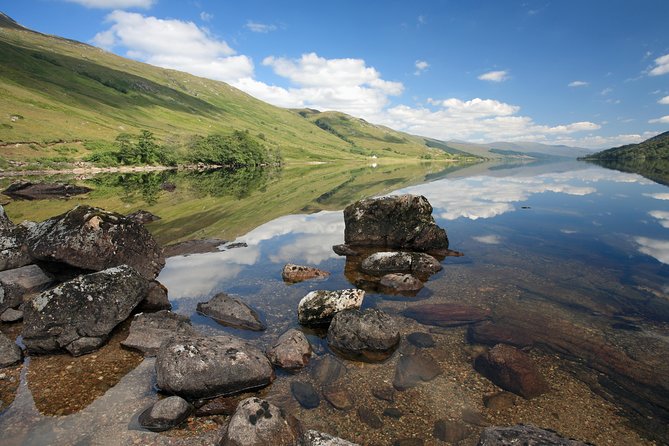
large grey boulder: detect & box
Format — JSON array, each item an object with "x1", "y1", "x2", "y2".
[
  {"x1": 343, "y1": 195, "x2": 448, "y2": 251},
  {"x1": 298, "y1": 289, "x2": 365, "y2": 326},
  {"x1": 137, "y1": 395, "x2": 193, "y2": 432},
  {"x1": 360, "y1": 251, "x2": 442, "y2": 277},
  {"x1": 156, "y1": 335, "x2": 274, "y2": 400},
  {"x1": 266, "y1": 328, "x2": 312, "y2": 370},
  {"x1": 477, "y1": 425, "x2": 590, "y2": 445},
  {"x1": 22, "y1": 265, "x2": 149, "y2": 356},
  {"x1": 25, "y1": 205, "x2": 165, "y2": 280},
  {"x1": 121, "y1": 310, "x2": 198, "y2": 356},
  {"x1": 0, "y1": 264, "x2": 53, "y2": 315},
  {"x1": 197, "y1": 292, "x2": 266, "y2": 331},
  {"x1": 0, "y1": 332, "x2": 22, "y2": 368},
  {"x1": 219, "y1": 397, "x2": 303, "y2": 446},
  {"x1": 0, "y1": 206, "x2": 32, "y2": 272},
  {"x1": 327, "y1": 308, "x2": 400, "y2": 362}
]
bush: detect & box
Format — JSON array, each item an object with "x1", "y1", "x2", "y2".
[{"x1": 189, "y1": 130, "x2": 276, "y2": 167}]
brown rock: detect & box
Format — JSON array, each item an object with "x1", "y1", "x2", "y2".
[
  {"x1": 393, "y1": 352, "x2": 442, "y2": 390},
  {"x1": 281, "y1": 263, "x2": 330, "y2": 283},
  {"x1": 433, "y1": 419, "x2": 469, "y2": 443},
  {"x1": 403, "y1": 303, "x2": 491, "y2": 327},
  {"x1": 323, "y1": 386, "x2": 353, "y2": 410},
  {"x1": 266, "y1": 329, "x2": 312, "y2": 370}
]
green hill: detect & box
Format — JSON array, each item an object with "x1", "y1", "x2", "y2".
[
  {"x1": 581, "y1": 131, "x2": 669, "y2": 185},
  {"x1": 0, "y1": 13, "x2": 460, "y2": 167}
]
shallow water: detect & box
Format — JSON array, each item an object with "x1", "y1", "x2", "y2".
[{"x1": 1, "y1": 160, "x2": 668, "y2": 445}]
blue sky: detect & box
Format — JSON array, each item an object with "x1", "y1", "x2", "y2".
[{"x1": 3, "y1": 0, "x2": 669, "y2": 148}]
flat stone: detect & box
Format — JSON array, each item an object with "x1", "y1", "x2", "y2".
[
  {"x1": 138, "y1": 396, "x2": 192, "y2": 432},
  {"x1": 0, "y1": 307, "x2": 23, "y2": 323},
  {"x1": 484, "y1": 392, "x2": 516, "y2": 411},
  {"x1": 122, "y1": 310, "x2": 197, "y2": 356},
  {"x1": 310, "y1": 355, "x2": 347, "y2": 385},
  {"x1": 371, "y1": 385, "x2": 395, "y2": 402},
  {"x1": 379, "y1": 273, "x2": 423, "y2": 292},
  {"x1": 298, "y1": 289, "x2": 365, "y2": 326},
  {"x1": 282, "y1": 263, "x2": 330, "y2": 283},
  {"x1": 0, "y1": 332, "x2": 22, "y2": 368},
  {"x1": 433, "y1": 419, "x2": 469, "y2": 443},
  {"x1": 197, "y1": 292, "x2": 265, "y2": 331},
  {"x1": 357, "y1": 407, "x2": 383, "y2": 429},
  {"x1": 478, "y1": 425, "x2": 590, "y2": 445},
  {"x1": 361, "y1": 251, "x2": 441, "y2": 278},
  {"x1": 403, "y1": 303, "x2": 491, "y2": 327},
  {"x1": 266, "y1": 329, "x2": 312, "y2": 370},
  {"x1": 0, "y1": 264, "x2": 53, "y2": 315},
  {"x1": 291, "y1": 381, "x2": 320, "y2": 409},
  {"x1": 332, "y1": 244, "x2": 359, "y2": 256},
  {"x1": 393, "y1": 352, "x2": 442, "y2": 390},
  {"x1": 323, "y1": 386, "x2": 353, "y2": 410},
  {"x1": 406, "y1": 332, "x2": 435, "y2": 348},
  {"x1": 220, "y1": 397, "x2": 303, "y2": 446},
  {"x1": 327, "y1": 308, "x2": 400, "y2": 362},
  {"x1": 383, "y1": 407, "x2": 403, "y2": 419}
]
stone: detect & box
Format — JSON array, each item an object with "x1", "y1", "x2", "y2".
[
  {"x1": 136, "y1": 280, "x2": 171, "y2": 312},
  {"x1": 433, "y1": 419, "x2": 468, "y2": 443},
  {"x1": 406, "y1": 332, "x2": 435, "y2": 348},
  {"x1": 25, "y1": 205, "x2": 165, "y2": 280},
  {"x1": 0, "y1": 332, "x2": 21, "y2": 368},
  {"x1": 323, "y1": 386, "x2": 353, "y2": 410},
  {"x1": 462, "y1": 408, "x2": 487, "y2": 426},
  {"x1": 156, "y1": 335, "x2": 274, "y2": 400},
  {"x1": 393, "y1": 352, "x2": 442, "y2": 390},
  {"x1": 220, "y1": 397, "x2": 303, "y2": 446},
  {"x1": 327, "y1": 308, "x2": 400, "y2": 362},
  {"x1": 383, "y1": 407, "x2": 403, "y2": 419},
  {"x1": 332, "y1": 244, "x2": 359, "y2": 256},
  {"x1": 403, "y1": 303, "x2": 491, "y2": 327},
  {"x1": 126, "y1": 209, "x2": 161, "y2": 225},
  {"x1": 360, "y1": 252, "x2": 441, "y2": 278},
  {"x1": 0, "y1": 264, "x2": 53, "y2": 315},
  {"x1": 298, "y1": 289, "x2": 365, "y2": 326},
  {"x1": 357, "y1": 407, "x2": 382, "y2": 429},
  {"x1": 291, "y1": 381, "x2": 320, "y2": 409},
  {"x1": 372, "y1": 385, "x2": 395, "y2": 402},
  {"x1": 305, "y1": 430, "x2": 359, "y2": 446},
  {"x1": 0, "y1": 210, "x2": 32, "y2": 272},
  {"x1": 379, "y1": 273, "x2": 423, "y2": 293},
  {"x1": 22, "y1": 265, "x2": 149, "y2": 356},
  {"x1": 197, "y1": 292, "x2": 265, "y2": 331},
  {"x1": 266, "y1": 329, "x2": 312, "y2": 370},
  {"x1": 484, "y1": 392, "x2": 516, "y2": 411},
  {"x1": 163, "y1": 238, "x2": 227, "y2": 257},
  {"x1": 343, "y1": 194, "x2": 449, "y2": 251},
  {"x1": 474, "y1": 344, "x2": 550, "y2": 399},
  {"x1": 310, "y1": 355, "x2": 347, "y2": 385},
  {"x1": 121, "y1": 310, "x2": 198, "y2": 356},
  {"x1": 0, "y1": 307, "x2": 22, "y2": 322},
  {"x1": 2, "y1": 181, "x2": 91, "y2": 200},
  {"x1": 477, "y1": 425, "x2": 590, "y2": 445},
  {"x1": 282, "y1": 263, "x2": 330, "y2": 283},
  {"x1": 194, "y1": 394, "x2": 243, "y2": 417},
  {"x1": 138, "y1": 396, "x2": 193, "y2": 432}
]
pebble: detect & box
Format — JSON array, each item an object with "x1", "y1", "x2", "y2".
[
  {"x1": 433, "y1": 419, "x2": 469, "y2": 443},
  {"x1": 291, "y1": 381, "x2": 320, "y2": 409},
  {"x1": 323, "y1": 386, "x2": 353, "y2": 410},
  {"x1": 372, "y1": 385, "x2": 395, "y2": 402},
  {"x1": 406, "y1": 332, "x2": 435, "y2": 348},
  {"x1": 357, "y1": 407, "x2": 383, "y2": 429},
  {"x1": 383, "y1": 407, "x2": 403, "y2": 419}
]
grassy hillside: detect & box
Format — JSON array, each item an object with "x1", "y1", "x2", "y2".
[{"x1": 0, "y1": 13, "x2": 461, "y2": 165}]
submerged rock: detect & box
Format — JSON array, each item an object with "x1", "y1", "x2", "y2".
[
  {"x1": 22, "y1": 265, "x2": 148, "y2": 356},
  {"x1": 478, "y1": 424, "x2": 590, "y2": 445},
  {"x1": 343, "y1": 194, "x2": 449, "y2": 252},
  {"x1": 138, "y1": 396, "x2": 193, "y2": 432},
  {"x1": 2, "y1": 181, "x2": 91, "y2": 200},
  {"x1": 403, "y1": 303, "x2": 491, "y2": 327},
  {"x1": 323, "y1": 386, "x2": 353, "y2": 410},
  {"x1": 406, "y1": 332, "x2": 435, "y2": 348},
  {"x1": 327, "y1": 308, "x2": 400, "y2": 362},
  {"x1": 0, "y1": 332, "x2": 22, "y2": 368},
  {"x1": 282, "y1": 263, "x2": 330, "y2": 283},
  {"x1": 220, "y1": 397, "x2": 303, "y2": 446},
  {"x1": 310, "y1": 354, "x2": 348, "y2": 385},
  {"x1": 156, "y1": 335, "x2": 274, "y2": 400},
  {"x1": 197, "y1": 292, "x2": 265, "y2": 331},
  {"x1": 393, "y1": 352, "x2": 442, "y2": 390},
  {"x1": 297, "y1": 289, "x2": 365, "y2": 326},
  {"x1": 433, "y1": 419, "x2": 469, "y2": 443},
  {"x1": 474, "y1": 344, "x2": 549, "y2": 399},
  {"x1": 122, "y1": 310, "x2": 197, "y2": 356},
  {"x1": 291, "y1": 381, "x2": 320, "y2": 409},
  {"x1": 360, "y1": 251, "x2": 441, "y2": 278},
  {"x1": 25, "y1": 205, "x2": 165, "y2": 280},
  {"x1": 357, "y1": 407, "x2": 383, "y2": 429},
  {"x1": 0, "y1": 264, "x2": 53, "y2": 315},
  {"x1": 379, "y1": 273, "x2": 424, "y2": 293},
  {"x1": 266, "y1": 328, "x2": 312, "y2": 370},
  {"x1": 304, "y1": 430, "x2": 359, "y2": 445}
]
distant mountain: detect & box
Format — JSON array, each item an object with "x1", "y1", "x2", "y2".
[
  {"x1": 489, "y1": 141, "x2": 592, "y2": 158},
  {"x1": 581, "y1": 131, "x2": 669, "y2": 186}
]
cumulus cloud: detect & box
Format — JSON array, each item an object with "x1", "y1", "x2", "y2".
[
  {"x1": 64, "y1": 0, "x2": 154, "y2": 8},
  {"x1": 92, "y1": 11, "x2": 253, "y2": 83},
  {"x1": 659, "y1": 96, "x2": 669, "y2": 105},
  {"x1": 245, "y1": 21, "x2": 277, "y2": 33},
  {"x1": 200, "y1": 11, "x2": 214, "y2": 22},
  {"x1": 600, "y1": 88, "x2": 613, "y2": 95},
  {"x1": 414, "y1": 60, "x2": 429, "y2": 75},
  {"x1": 649, "y1": 53, "x2": 669, "y2": 76},
  {"x1": 649, "y1": 115, "x2": 669, "y2": 124},
  {"x1": 478, "y1": 70, "x2": 509, "y2": 82},
  {"x1": 568, "y1": 80, "x2": 589, "y2": 87}
]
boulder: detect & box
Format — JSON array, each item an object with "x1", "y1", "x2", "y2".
[
  {"x1": 25, "y1": 205, "x2": 165, "y2": 280},
  {"x1": 403, "y1": 303, "x2": 491, "y2": 327},
  {"x1": 0, "y1": 208, "x2": 32, "y2": 272},
  {"x1": 282, "y1": 263, "x2": 330, "y2": 283},
  {"x1": 138, "y1": 396, "x2": 193, "y2": 432},
  {"x1": 343, "y1": 195, "x2": 448, "y2": 251},
  {"x1": 2, "y1": 182, "x2": 91, "y2": 200},
  {"x1": 266, "y1": 328, "x2": 312, "y2": 370},
  {"x1": 0, "y1": 264, "x2": 53, "y2": 315},
  {"x1": 327, "y1": 308, "x2": 400, "y2": 362},
  {"x1": 219, "y1": 397, "x2": 303, "y2": 446},
  {"x1": 379, "y1": 273, "x2": 423, "y2": 293},
  {"x1": 22, "y1": 265, "x2": 149, "y2": 356},
  {"x1": 126, "y1": 209, "x2": 161, "y2": 225},
  {"x1": 136, "y1": 280, "x2": 171, "y2": 312},
  {"x1": 477, "y1": 425, "x2": 590, "y2": 445},
  {"x1": 473, "y1": 344, "x2": 549, "y2": 399},
  {"x1": 298, "y1": 289, "x2": 365, "y2": 326},
  {"x1": 0, "y1": 332, "x2": 22, "y2": 368},
  {"x1": 304, "y1": 430, "x2": 359, "y2": 446},
  {"x1": 196, "y1": 292, "x2": 265, "y2": 331},
  {"x1": 121, "y1": 310, "x2": 198, "y2": 356},
  {"x1": 156, "y1": 335, "x2": 274, "y2": 400},
  {"x1": 360, "y1": 251, "x2": 441, "y2": 278},
  {"x1": 393, "y1": 352, "x2": 442, "y2": 390}
]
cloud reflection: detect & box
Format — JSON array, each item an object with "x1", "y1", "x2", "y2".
[
  {"x1": 472, "y1": 235, "x2": 502, "y2": 244},
  {"x1": 649, "y1": 210, "x2": 669, "y2": 228},
  {"x1": 635, "y1": 237, "x2": 669, "y2": 264}
]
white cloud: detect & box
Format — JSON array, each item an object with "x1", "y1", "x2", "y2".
[
  {"x1": 92, "y1": 11, "x2": 253, "y2": 83},
  {"x1": 644, "y1": 193, "x2": 669, "y2": 200},
  {"x1": 568, "y1": 80, "x2": 589, "y2": 87},
  {"x1": 64, "y1": 0, "x2": 154, "y2": 8},
  {"x1": 635, "y1": 237, "x2": 669, "y2": 264},
  {"x1": 478, "y1": 70, "x2": 509, "y2": 82},
  {"x1": 473, "y1": 235, "x2": 502, "y2": 244},
  {"x1": 600, "y1": 88, "x2": 613, "y2": 95},
  {"x1": 659, "y1": 96, "x2": 669, "y2": 105},
  {"x1": 414, "y1": 60, "x2": 429, "y2": 76},
  {"x1": 649, "y1": 53, "x2": 669, "y2": 76},
  {"x1": 200, "y1": 11, "x2": 214, "y2": 22},
  {"x1": 649, "y1": 115, "x2": 669, "y2": 124},
  {"x1": 245, "y1": 21, "x2": 277, "y2": 33}
]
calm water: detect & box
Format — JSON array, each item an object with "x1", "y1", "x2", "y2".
[{"x1": 1, "y1": 160, "x2": 668, "y2": 445}]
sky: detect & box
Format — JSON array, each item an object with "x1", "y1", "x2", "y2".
[{"x1": 3, "y1": 0, "x2": 669, "y2": 149}]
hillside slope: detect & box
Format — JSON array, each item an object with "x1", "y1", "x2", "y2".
[{"x1": 0, "y1": 13, "x2": 452, "y2": 164}]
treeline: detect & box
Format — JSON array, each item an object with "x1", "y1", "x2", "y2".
[{"x1": 85, "y1": 129, "x2": 282, "y2": 167}]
